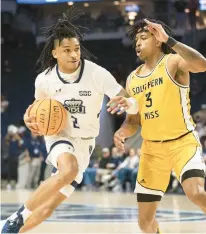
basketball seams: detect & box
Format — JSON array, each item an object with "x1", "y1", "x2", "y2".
[
  {"x1": 46, "y1": 99, "x2": 52, "y2": 135},
  {"x1": 29, "y1": 99, "x2": 66, "y2": 136},
  {"x1": 53, "y1": 101, "x2": 65, "y2": 135},
  {"x1": 30, "y1": 100, "x2": 45, "y2": 132},
  {"x1": 35, "y1": 100, "x2": 45, "y2": 120}
]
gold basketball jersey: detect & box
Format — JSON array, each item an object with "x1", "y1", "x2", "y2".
[{"x1": 128, "y1": 54, "x2": 195, "y2": 141}]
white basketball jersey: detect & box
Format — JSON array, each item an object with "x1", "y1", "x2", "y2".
[{"x1": 34, "y1": 59, "x2": 122, "y2": 138}]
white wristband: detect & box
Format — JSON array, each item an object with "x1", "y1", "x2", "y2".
[{"x1": 126, "y1": 97, "x2": 139, "y2": 114}]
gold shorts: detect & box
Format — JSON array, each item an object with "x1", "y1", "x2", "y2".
[{"x1": 135, "y1": 131, "x2": 205, "y2": 198}]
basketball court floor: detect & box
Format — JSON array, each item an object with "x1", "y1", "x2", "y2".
[{"x1": 1, "y1": 190, "x2": 206, "y2": 233}]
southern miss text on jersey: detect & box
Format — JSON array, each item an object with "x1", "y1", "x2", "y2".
[{"x1": 128, "y1": 54, "x2": 195, "y2": 141}]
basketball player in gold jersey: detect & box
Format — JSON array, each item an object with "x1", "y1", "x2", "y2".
[{"x1": 110, "y1": 19, "x2": 206, "y2": 233}]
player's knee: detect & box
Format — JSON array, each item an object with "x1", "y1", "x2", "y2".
[
  {"x1": 187, "y1": 188, "x2": 206, "y2": 206},
  {"x1": 59, "y1": 160, "x2": 78, "y2": 184},
  {"x1": 138, "y1": 215, "x2": 154, "y2": 231}
]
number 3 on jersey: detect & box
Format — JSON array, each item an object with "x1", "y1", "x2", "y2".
[
  {"x1": 145, "y1": 92, "x2": 152, "y2": 107},
  {"x1": 71, "y1": 116, "x2": 80, "y2": 129}
]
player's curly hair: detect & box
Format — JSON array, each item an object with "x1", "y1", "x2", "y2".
[
  {"x1": 36, "y1": 7, "x2": 95, "y2": 73},
  {"x1": 128, "y1": 19, "x2": 173, "y2": 54}
]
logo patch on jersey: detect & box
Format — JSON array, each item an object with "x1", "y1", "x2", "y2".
[
  {"x1": 79, "y1": 91, "x2": 91, "y2": 96},
  {"x1": 64, "y1": 99, "x2": 86, "y2": 114}
]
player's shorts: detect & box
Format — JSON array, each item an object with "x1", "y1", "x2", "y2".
[
  {"x1": 135, "y1": 131, "x2": 205, "y2": 202},
  {"x1": 45, "y1": 136, "x2": 95, "y2": 197}
]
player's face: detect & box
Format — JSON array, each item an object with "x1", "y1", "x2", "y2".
[
  {"x1": 52, "y1": 38, "x2": 81, "y2": 73},
  {"x1": 135, "y1": 30, "x2": 160, "y2": 61}
]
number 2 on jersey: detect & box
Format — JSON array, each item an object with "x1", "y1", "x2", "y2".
[
  {"x1": 71, "y1": 116, "x2": 80, "y2": 129},
  {"x1": 145, "y1": 92, "x2": 152, "y2": 107}
]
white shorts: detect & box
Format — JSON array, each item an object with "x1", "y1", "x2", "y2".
[{"x1": 45, "y1": 136, "x2": 95, "y2": 197}]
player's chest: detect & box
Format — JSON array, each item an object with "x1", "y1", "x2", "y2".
[
  {"x1": 47, "y1": 82, "x2": 102, "y2": 114},
  {"x1": 48, "y1": 81, "x2": 96, "y2": 99}
]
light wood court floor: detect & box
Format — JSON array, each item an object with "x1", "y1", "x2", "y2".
[{"x1": 1, "y1": 190, "x2": 206, "y2": 233}]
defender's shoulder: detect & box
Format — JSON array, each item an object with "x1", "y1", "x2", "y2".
[{"x1": 127, "y1": 70, "x2": 136, "y2": 83}]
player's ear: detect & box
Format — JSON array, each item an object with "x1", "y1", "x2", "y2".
[
  {"x1": 52, "y1": 49, "x2": 57, "y2": 59},
  {"x1": 156, "y1": 40, "x2": 162, "y2": 49}
]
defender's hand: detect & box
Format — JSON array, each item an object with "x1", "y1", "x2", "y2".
[
  {"x1": 24, "y1": 104, "x2": 43, "y2": 136},
  {"x1": 107, "y1": 97, "x2": 131, "y2": 115},
  {"x1": 114, "y1": 130, "x2": 125, "y2": 152},
  {"x1": 144, "y1": 19, "x2": 169, "y2": 43}
]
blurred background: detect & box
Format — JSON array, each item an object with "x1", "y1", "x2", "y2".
[{"x1": 1, "y1": 0, "x2": 206, "y2": 194}]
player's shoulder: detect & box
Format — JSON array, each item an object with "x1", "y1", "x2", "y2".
[
  {"x1": 127, "y1": 69, "x2": 136, "y2": 83},
  {"x1": 84, "y1": 59, "x2": 109, "y2": 73},
  {"x1": 35, "y1": 68, "x2": 52, "y2": 85},
  {"x1": 165, "y1": 53, "x2": 180, "y2": 70}
]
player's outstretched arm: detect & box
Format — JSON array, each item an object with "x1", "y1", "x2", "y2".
[
  {"x1": 96, "y1": 66, "x2": 139, "y2": 115},
  {"x1": 107, "y1": 80, "x2": 138, "y2": 115},
  {"x1": 114, "y1": 113, "x2": 140, "y2": 151},
  {"x1": 144, "y1": 19, "x2": 206, "y2": 73},
  {"x1": 169, "y1": 42, "x2": 206, "y2": 73}
]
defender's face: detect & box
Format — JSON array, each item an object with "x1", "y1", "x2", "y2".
[
  {"x1": 52, "y1": 38, "x2": 81, "y2": 72},
  {"x1": 135, "y1": 31, "x2": 158, "y2": 61}
]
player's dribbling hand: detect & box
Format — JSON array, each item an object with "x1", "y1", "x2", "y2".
[
  {"x1": 107, "y1": 96, "x2": 131, "y2": 115},
  {"x1": 144, "y1": 19, "x2": 169, "y2": 43},
  {"x1": 23, "y1": 104, "x2": 43, "y2": 136},
  {"x1": 114, "y1": 130, "x2": 125, "y2": 152}
]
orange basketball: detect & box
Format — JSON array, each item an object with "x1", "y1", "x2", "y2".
[{"x1": 28, "y1": 99, "x2": 67, "y2": 136}]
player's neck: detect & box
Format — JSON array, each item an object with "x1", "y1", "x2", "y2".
[
  {"x1": 58, "y1": 62, "x2": 81, "y2": 74},
  {"x1": 144, "y1": 51, "x2": 164, "y2": 70}
]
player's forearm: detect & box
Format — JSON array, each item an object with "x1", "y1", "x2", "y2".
[
  {"x1": 118, "y1": 121, "x2": 139, "y2": 138},
  {"x1": 172, "y1": 41, "x2": 206, "y2": 72},
  {"x1": 116, "y1": 88, "x2": 130, "y2": 98}
]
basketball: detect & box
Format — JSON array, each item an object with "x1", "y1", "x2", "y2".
[{"x1": 28, "y1": 99, "x2": 67, "y2": 136}]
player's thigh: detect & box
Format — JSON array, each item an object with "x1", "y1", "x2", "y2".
[
  {"x1": 135, "y1": 150, "x2": 171, "y2": 200},
  {"x1": 57, "y1": 153, "x2": 78, "y2": 173},
  {"x1": 49, "y1": 138, "x2": 95, "y2": 198},
  {"x1": 46, "y1": 137, "x2": 77, "y2": 171}
]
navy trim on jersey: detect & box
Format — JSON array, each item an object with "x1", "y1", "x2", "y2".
[
  {"x1": 135, "y1": 54, "x2": 165, "y2": 78},
  {"x1": 49, "y1": 140, "x2": 74, "y2": 154},
  {"x1": 56, "y1": 59, "x2": 85, "y2": 84}
]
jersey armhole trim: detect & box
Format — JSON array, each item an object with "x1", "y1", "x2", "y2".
[
  {"x1": 166, "y1": 54, "x2": 189, "y2": 89},
  {"x1": 135, "y1": 54, "x2": 165, "y2": 78},
  {"x1": 126, "y1": 72, "x2": 134, "y2": 95}
]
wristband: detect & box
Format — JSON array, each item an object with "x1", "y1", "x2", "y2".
[
  {"x1": 166, "y1": 37, "x2": 177, "y2": 48},
  {"x1": 126, "y1": 97, "x2": 139, "y2": 114}
]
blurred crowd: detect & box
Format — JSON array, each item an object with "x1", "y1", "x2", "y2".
[
  {"x1": 1, "y1": 123, "x2": 47, "y2": 190},
  {"x1": 2, "y1": 1, "x2": 206, "y2": 37}
]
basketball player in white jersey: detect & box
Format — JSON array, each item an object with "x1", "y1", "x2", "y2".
[{"x1": 1, "y1": 9, "x2": 139, "y2": 234}]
